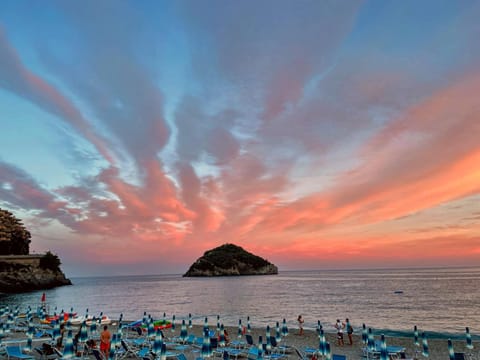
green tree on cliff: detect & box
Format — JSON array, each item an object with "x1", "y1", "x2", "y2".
[{"x1": 0, "y1": 208, "x2": 31, "y2": 255}]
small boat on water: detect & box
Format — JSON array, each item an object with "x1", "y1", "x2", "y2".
[
  {"x1": 128, "y1": 319, "x2": 172, "y2": 330},
  {"x1": 41, "y1": 312, "x2": 77, "y2": 324},
  {"x1": 394, "y1": 290, "x2": 404, "y2": 294},
  {"x1": 70, "y1": 315, "x2": 112, "y2": 326}
]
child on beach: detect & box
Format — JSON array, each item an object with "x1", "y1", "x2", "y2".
[{"x1": 298, "y1": 315, "x2": 304, "y2": 336}]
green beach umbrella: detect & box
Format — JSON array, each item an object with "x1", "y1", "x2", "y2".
[
  {"x1": 325, "y1": 342, "x2": 331, "y2": 360},
  {"x1": 238, "y1": 319, "x2": 242, "y2": 338},
  {"x1": 90, "y1": 316, "x2": 98, "y2": 336},
  {"x1": 466, "y1": 327, "x2": 473, "y2": 350},
  {"x1": 367, "y1": 328, "x2": 375, "y2": 352},
  {"x1": 204, "y1": 317, "x2": 209, "y2": 333},
  {"x1": 108, "y1": 334, "x2": 117, "y2": 360},
  {"x1": 422, "y1": 332, "x2": 429, "y2": 358},
  {"x1": 380, "y1": 334, "x2": 388, "y2": 360},
  {"x1": 163, "y1": 312, "x2": 167, "y2": 325},
  {"x1": 265, "y1": 326, "x2": 271, "y2": 353},
  {"x1": 217, "y1": 315, "x2": 221, "y2": 333},
  {"x1": 52, "y1": 320, "x2": 61, "y2": 342},
  {"x1": 257, "y1": 336, "x2": 264, "y2": 360},
  {"x1": 63, "y1": 330, "x2": 75, "y2": 360},
  {"x1": 362, "y1": 324, "x2": 368, "y2": 345},
  {"x1": 148, "y1": 318, "x2": 155, "y2": 338},
  {"x1": 153, "y1": 328, "x2": 163, "y2": 355},
  {"x1": 80, "y1": 321, "x2": 88, "y2": 343},
  {"x1": 25, "y1": 337, "x2": 32, "y2": 353},
  {"x1": 201, "y1": 329, "x2": 211, "y2": 359},
  {"x1": 319, "y1": 329, "x2": 326, "y2": 356},
  {"x1": 281, "y1": 319, "x2": 288, "y2": 337},
  {"x1": 247, "y1": 316, "x2": 251, "y2": 333},
  {"x1": 188, "y1": 313, "x2": 192, "y2": 328},
  {"x1": 316, "y1": 321, "x2": 322, "y2": 338},
  {"x1": 171, "y1": 314, "x2": 176, "y2": 333},
  {"x1": 160, "y1": 343, "x2": 167, "y2": 360},
  {"x1": 448, "y1": 339, "x2": 455, "y2": 360}
]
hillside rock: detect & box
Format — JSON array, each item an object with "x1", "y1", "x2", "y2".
[
  {"x1": 0, "y1": 260, "x2": 72, "y2": 293},
  {"x1": 183, "y1": 243, "x2": 278, "y2": 277}
]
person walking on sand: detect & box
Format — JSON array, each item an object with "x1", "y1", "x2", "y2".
[
  {"x1": 297, "y1": 315, "x2": 305, "y2": 336},
  {"x1": 335, "y1": 319, "x2": 345, "y2": 346},
  {"x1": 345, "y1": 318, "x2": 353, "y2": 345},
  {"x1": 100, "y1": 325, "x2": 111, "y2": 359}
]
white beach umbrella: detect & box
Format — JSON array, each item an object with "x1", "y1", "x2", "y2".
[{"x1": 422, "y1": 332, "x2": 429, "y2": 358}]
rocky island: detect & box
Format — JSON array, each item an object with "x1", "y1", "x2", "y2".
[
  {"x1": 0, "y1": 208, "x2": 71, "y2": 293},
  {"x1": 183, "y1": 243, "x2": 278, "y2": 277}
]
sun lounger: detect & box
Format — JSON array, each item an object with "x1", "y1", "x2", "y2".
[
  {"x1": 5, "y1": 345, "x2": 34, "y2": 360},
  {"x1": 332, "y1": 355, "x2": 346, "y2": 360}
]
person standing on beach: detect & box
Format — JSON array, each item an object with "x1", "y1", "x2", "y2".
[
  {"x1": 100, "y1": 325, "x2": 111, "y2": 359},
  {"x1": 298, "y1": 315, "x2": 305, "y2": 336},
  {"x1": 345, "y1": 318, "x2": 353, "y2": 345},
  {"x1": 335, "y1": 319, "x2": 345, "y2": 346}
]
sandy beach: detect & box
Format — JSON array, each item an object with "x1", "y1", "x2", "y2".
[{"x1": 1, "y1": 320, "x2": 477, "y2": 360}]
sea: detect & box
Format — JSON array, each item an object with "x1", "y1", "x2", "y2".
[{"x1": 1, "y1": 267, "x2": 479, "y2": 340}]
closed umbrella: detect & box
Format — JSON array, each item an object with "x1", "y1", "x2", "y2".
[
  {"x1": 380, "y1": 334, "x2": 388, "y2": 360},
  {"x1": 25, "y1": 337, "x2": 32, "y2": 353},
  {"x1": 80, "y1": 321, "x2": 88, "y2": 344},
  {"x1": 142, "y1": 312, "x2": 148, "y2": 326},
  {"x1": 204, "y1": 317, "x2": 209, "y2": 334},
  {"x1": 160, "y1": 343, "x2": 167, "y2": 360},
  {"x1": 362, "y1": 324, "x2": 368, "y2": 346},
  {"x1": 316, "y1": 321, "x2": 322, "y2": 338},
  {"x1": 201, "y1": 329, "x2": 211, "y2": 359},
  {"x1": 153, "y1": 328, "x2": 163, "y2": 356},
  {"x1": 422, "y1": 332, "x2": 429, "y2": 358},
  {"x1": 319, "y1": 329, "x2": 327, "y2": 356},
  {"x1": 275, "y1": 322, "x2": 281, "y2": 343},
  {"x1": 367, "y1": 328, "x2": 375, "y2": 353},
  {"x1": 148, "y1": 318, "x2": 155, "y2": 338},
  {"x1": 188, "y1": 313, "x2": 192, "y2": 328},
  {"x1": 108, "y1": 334, "x2": 117, "y2": 360},
  {"x1": 63, "y1": 330, "x2": 75, "y2": 360},
  {"x1": 219, "y1": 324, "x2": 226, "y2": 347},
  {"x1": 448, "y1": 339, "x2": 455, "y2": 360},
  {"x1": 414, "y1": 325, "x2": 419, "y2": 347},
  {"x1": 180, "y1": 319, "x2": 188, "y2": 342},
  {"x1": 90, "y1": 316, "x2": 98, "y2": 337},
  {"x1": 238, "y1": 319, "x2": 242, "y2": 338},
  {"x1": 52, "y1": 320, "x2": 61, "y2": 342},
  {"x1": 281, "y1": 319, "x2": 288, "y2": 338},
  {"x1": 325, "y1": 342, "x2": 331, "y2": 360},
  {"x1": 247, "y1": 316, "x2": 251, "y2": 333},
  {"x1": 466, "y1": 327, "x2": 473, "y2": 350},
  {"x1": 265, "y1": 326, "x2": 271, "y2": 353},
  {"x1": 171, "y1": 314, "x2": 176, "y2": 333},
  {"x1": 257, "y1": 336, "x2": 263, "y2": 360},
  {"x1": 217, "y1": 315, "x2": 221, "y2": 334}
]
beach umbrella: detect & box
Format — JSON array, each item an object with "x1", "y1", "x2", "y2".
[
  {"x1": 204, "y1": 317, "x2": 209, "y2": 333},
  {"x1": 247, "y1": 316, "x2": 251, "y2": 333},
  {"x1": 219, "y1": 324, "x2": 226, "y2": 348},
  {"x1": 90, "y1": 316, "x2": 98, "y2": 336},
  {"x1": 52, "y1": 320, "x2": 61, "y2": 342},
  {"x1": 201, "y1": 329, "x2": 211, "y2": 359},
  {"x1": 448, "y1": 339, "x2": 455, "y2": 360},
  {"x1": 275, "y1": 322, "x2": 281, "y2": 343},
  {"x1": 188, "y1": 313, "x2": 192, "y2": 328},
  {"x1": 153, "y1": 328, "x2": 163, "y2": 356},
  {"x1": 66, "y1": 317, "x2": 72, "y2": 331},
  {"x1": 148, "y1": 318, "x2": 155, "y2": 338},
  {"x1": 316, "y1": 321, "x2": 322, "y2": 338},
  {"x1": 414, "y1": 325, "x2": 419, "y2": 347},
  {"x1": 265, "y1": 326, "x2": 271, "y2": 353},
  {"x1": 422, "y1": 332, "x2": 429, "y2": 358},
  {"x1": 362, "y1": 324, "x2": 368, "y2": 345},
  {"x1": 160, "y1": 343, "x2": 167, "y2": 360},
  {"x1": 163, "y1": 312, "x2": 167, "y2": 326},
  {"x1": 257, "y1": 336, "x2": 263, "y2": 360},
  {"x1": 180, "y1": 319, "x2": 188, "y2": 343},
  {"x1": 63, "y1": 330, "x2": 75, "y2": 360},
  {"x1": 466, "y1": 327, "x2": 473, "y2": 350},
  {"x1": 325, "y1": 342, "x2": 331, "y2": 360},
  {"x1": 171, "y1": 314, "x2": 176, "y2": 333},
  {"x1": 0, "y1": 323, "x2": 5, "y2": 340},
  {"x1": 108, "y1": 334, "x2": 117, "y2": 360},
  {"x1": 80, "y1": 321, "x2": 88, "y2": 343},
  {"x1": 319, "y1": 329, "x2": 327, "y2": 356},
  {"x1": 367, "y1": 328, "x2": 375, "y2": 353},
  {"x1": 25, "y1": 337, "x2": 32, "y2": 353},
  {"x1": 238, "y1": 319, "x2": 242, "y2": 338},
  {"x1": 380, "y1": 334, "x2": 388, "y2": 360},
  {"x1": 281, "y1": 319, "x2": 288, "y2": 337},
  {"x1": 217, "y1": 315, "x2": 221, "y2": 333},
  {"x1": 142, "y1": 312, "x2": 148, "y2": 326}
]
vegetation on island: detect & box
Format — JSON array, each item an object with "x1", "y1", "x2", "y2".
[
  {"x1": 0, "y1": 208, "x2": 31, "y2": 255},
  {"x1": 184, "y1": 243, "x2": 278, "y2": 277}
]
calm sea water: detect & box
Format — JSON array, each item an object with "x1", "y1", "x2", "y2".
[{"x1": 1, "y1": 267, "x2": 479, "y2": 339}]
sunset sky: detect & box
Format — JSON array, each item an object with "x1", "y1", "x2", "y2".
[{"x1": 1, "y1": 1, "x2": 479, "y2": 276}]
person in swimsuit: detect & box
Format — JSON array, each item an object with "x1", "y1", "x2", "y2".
[
  {"x1": 100, "y1": 325, "x2": 111, "y2": 359},
  {"x1": 335, "y1": 319, "x2": 345, "y2": 346}
]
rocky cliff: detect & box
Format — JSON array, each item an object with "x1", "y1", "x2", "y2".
[
  {"x1": 0, "y1": 259, "x2": 72, "y2": 293},
  {"x1": 183, "y1": 243, "x2": 278, "y2": 277}
]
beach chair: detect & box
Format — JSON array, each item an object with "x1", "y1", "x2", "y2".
[
  {"x1": 5, "y1": 345, "x2": 34, "y2": 360},
  {"x1": 332, "y1": 355, "x2": 346, "y2": 360},
  {"x1": 34, "y1": 346, "x2": 59, "y2": 360},
  {"x1": 120, "y1": 339, "x2": 140, "y2": 358},
  {"x1": 92, "y1": 349, "x2": 106, "y2": 360},
  {"x1": 247, "y1": 348, "x2": 259, "y2": 360},
  {"x1": 269, "y1": 336, "x2": 289, "y2": 355},
  {"x1": 245, "y1": 334, "x2": 255, "y2": 349},
  {"x1": 454, "y1": 353, "x2": 466, "y2": 360},
  {"x1": 176, "y1": 353, "x2": 188, "y2": 360}
]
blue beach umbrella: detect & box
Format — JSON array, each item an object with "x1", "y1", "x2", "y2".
[
  {"x1": 160, "y1": 343, "x2": 167, "y2": 360},
  {"x1": 90, "y1": 316, "x2": 98, "y2": 336},
  {"x1": 188, "y1": 313, "x2": 192, "y2": 328},
  {"x1": 171, "y1": 314, "x2": 176, "y2": 333},
  {"x1": 52, "y1": 320, "x2": 61, "y2": 342},
  {"x1": 66, "y1": 317, "x2": 72, "y2": 331},
  {"x1": 247, "y1": 316, "x2": 251, "y2": 333},
  {"x1": 275, "y1": 322, "x2": 281, "y2": 343},
  {"x1": 448, "y1": 339, "x2": 455, "y2": 360},
  {"x1": 362, "y1": 324, "x2": 368, "y2": 345},
  {"x1": 25, "y1": 337, "x2": 32, "y2": 353},
  {"x1": 325, "y1": 342, "x2": 331, "y2": 360},
  {"x1": 63, "y1": 330, "x2": 75, "y2": 360},
  {"x1": 0, "y1": 323, "x2": 4, "y2": 340},
  {"x1": 204, "y1": 317, "x2": 209, "y2": 333},
  {"x1": 80, "y1": 321, "x2": 88, "y2": 343},
  {"x1": 281, "y1": 319, "x2": 288, "y2": 337},
  {"x1": 219, "y1": 324, "x2": 226, "y2": 347},
  {"x1": 319, "y1": 329, "x2": 327, "y2": 356},
  {"x1": 257, "y1": 336, "x2": 264, "y2": 360},
  {"x1": 414, "y1": 325, "x2": 419, "y2": 347},
  {"x1": 422, "y1": 332, "x2": 429, "y2": 358},
  {"x1": 180, "y1": 319, "x2": 188, "y2": 343},
  {"x1": 266, "y1": 326, "x2": 271, "y2": 353},
  {"x1": 148, "y1": 318, "x2": 155, "y2": 338},
  {"x1": 380, "y1": 334, "x2": 388, "y2": 360},
  {"x1": 142, "y1": 312, "x2": 148, "y2": 326},
  {"x1": 466, "y1": 327, "x2": 473, "y2": 350},
  {"x1": 316, "y1": 321, "x2": 322, "y2": 338},
  {"x1": 238, "y1": 319, "x2": 242, "y2": 338},
  {"x1": 367, "y1": 328, "x2": 375, "y2": 352},
  {"x1": 217, "y1": 315, "x2": 221, "y2": 333},
  {"x1": 201, "y1": 329, "x2": 211, "y2": 358},
  {"x1": 108, "y1": 334, "x2": 117, "y2": 360},
  {"x1": 153, "y1": 328, "x2": 163, "y2": 355}
]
